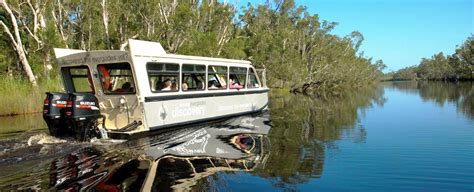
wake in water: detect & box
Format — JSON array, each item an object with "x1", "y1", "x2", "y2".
[
  {"x1": 26, "y1": 133, "x2": 67, "y2": 146},
  {"x1": 0, "y1": 132, "x2": 126, "y2": 166},
  {"x1": 0, "y1": 133, "x2": 77, "y2": 165}
]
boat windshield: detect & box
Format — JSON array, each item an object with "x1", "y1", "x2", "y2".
[
  {"x1": 247, "y1": 68, "x2": 261, "y2": 88},
  {"x1": 61, "y1": 66, "x2": 94, "y2": 93}
]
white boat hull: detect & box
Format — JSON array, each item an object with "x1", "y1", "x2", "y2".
[{"x1": 143, "y1": 89, "x2": 269, "y2": 130}]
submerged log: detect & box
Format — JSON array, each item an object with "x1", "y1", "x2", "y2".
[{"x1": 290, "y1": 81, "x2": 323, "y2": 94}]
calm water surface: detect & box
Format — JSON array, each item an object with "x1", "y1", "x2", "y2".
[{"x1": 0, "y1": 81, "x2": 472, "y2": 191}]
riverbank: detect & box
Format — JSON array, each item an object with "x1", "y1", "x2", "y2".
[{"x1": 0, "y1": 76, "x2": 62, "y2": 116}]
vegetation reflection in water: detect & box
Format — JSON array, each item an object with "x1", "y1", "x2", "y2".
[
  {"x1": 0, "y1": 81, "x2": 472, "y2": 191},
  {"x1": 205, "y1": 81, "x2": 473, "y2": 190},
  {"x1": 252, "y1": 85, "x2": 386, "y2": 184},
  {"x1": 0, "y1": 114, "x2": 46, "y2": 139},
  {"x1": 386, "y1": 81, "x2": 473, "y2": 119}
]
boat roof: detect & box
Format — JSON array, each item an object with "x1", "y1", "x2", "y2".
[
  {"x1": 54, "y1": 39, "x2": 251, "y2": 67},
  {"x1": 54, "y1": 50, "x2": 129, "y2": 67},
  {"x1": 136, "y1": 53, "x2": 251, "y2": 65}
]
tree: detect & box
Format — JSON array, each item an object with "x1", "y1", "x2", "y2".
[
  {"x1": 417, "y1": 53, "x2": 453, "y2": 80},
  {"x1": 0, "y1": 0, "x2": 387, "y2": 92},
  {"x1": 392, "y1": 35, "x2": 473, "y2": 81},
  {"x1": 392, "y1": 66, "x2": 418, "y2": 80},
  {"x1": 452, "y1": 35, "x2": 473, "y2": 80},
  {"x1": 0, "y1": 0, "x2": 37, "y2": 86}
]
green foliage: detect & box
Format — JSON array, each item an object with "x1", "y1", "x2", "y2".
[
  {"x1": 0, "y1": 0, "x2": 388, "y2": 114},
  {"x1": 239, "y1": 1, "x2": 384, "y2": 92},
  {"x1": 391, "y1": 35, "x2": 473, "y2": 81},
  {"x1": 391, "y1": 66, "x2": 418, "y2": 80},
  {"x1": 418, "y1": 53, "x2": 453, "y2": 80}
]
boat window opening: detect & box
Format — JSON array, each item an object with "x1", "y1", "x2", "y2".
[
  {"x1": 97, "y1": 63, "x2": 136, "y2": 94},
  {"x1": 61, "y1": 66, "x2": 94, "y2": 93},
  {"x1": 208, "y1": 66, "x2": 228, "y2": 90},
  {"x1": 247, "y1": 68, "x2": 261, "y2": 88},
  {"x1": 182, "y1": 64, "x2": 206, "y2": 91},
  {"x1": 229, "y1": 67, "x2": 247, "y2": 89},
  {"x1": 147, "y1": 62, "x2": 180, "y2": 92}
]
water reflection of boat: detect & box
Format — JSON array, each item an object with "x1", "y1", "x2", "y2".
[{"x1": 48, "y1": 115, "x2": 271, "y2": 191}]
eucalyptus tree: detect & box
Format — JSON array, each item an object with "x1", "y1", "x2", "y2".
[
  {"x1": 0, "y1": 0, "x2": 387, "y2": 92},
  {"x1": 239, "y1": 0, "x2": 385, "y2": 92},
  {"x1": 392, "y1": 35, "x2": 473, "y2": 81},
  {"x1": 0, "y1": 0, "x2": 42, "y2": 86},
  {"x1": 452, "y1": 35, "x2": 473, "y2": 79}
]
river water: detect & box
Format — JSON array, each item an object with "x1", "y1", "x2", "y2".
[{"x1": 0, "y1": 81, "x2": 472, "y2": 191}]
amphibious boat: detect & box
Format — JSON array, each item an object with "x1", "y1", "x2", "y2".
[{"x1": 43, "y1": 39, "x2": 269, "y2": 141}]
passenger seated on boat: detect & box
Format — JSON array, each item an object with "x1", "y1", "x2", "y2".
[
  {"x1": 171, "y1": 82, "x2": 178, "y2": 90},
  {"x1": 182, "y1": 83, "x2": 188, "y2": 91},
  {"x1": 161, "y1": 79, "x2": 172, "y2": 91},
  {"x1": 155, "y1": 80, "x2": 163, "y2": 90},
  {"x1": 229, "y1": 77, "x2": 243, "y2": 89},
  {"x1": 208, "y1": 80, "x2": 219, "y2": 89},
  {"x1": 115, "y1": 82, "x2": 132, "y2": 92},
  {"x1": 197, "y1": 81, "x2": 205, "y2": 90}
]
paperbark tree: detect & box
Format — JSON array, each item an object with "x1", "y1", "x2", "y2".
[
  {"x1": 51, "y1": 0, "x2": 68, "y2": 48},
  {"x1": 0, "y1": 0, "x2": 389, "y2": 91},
  {"x1": 100, "y1": 0, "x2": 111, "y2": 49},
  {"x1": 0, "y1": 0, "x2": 37, "y2": 86}
]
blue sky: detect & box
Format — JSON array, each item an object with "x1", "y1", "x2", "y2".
[{"x1": 226, "y1": 0, "x2": 473, "y2": 72}]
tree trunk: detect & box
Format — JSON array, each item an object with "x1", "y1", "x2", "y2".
[
  {"x1": 0, "y1": 1, "x2": 37, "y2": 86},
  {"x1": 52, "y1": 0, "x2": 68, "y2": 48},
  {"x1": 101, "y1": 0, "x2": 111, "y2": 49},
  {"x1": 44, "y1": 51, "x2": 52, "y2": 76}
]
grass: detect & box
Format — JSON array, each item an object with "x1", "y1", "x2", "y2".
[{"x1": 0, "y1": 76, "x2": 63, "y2": 116}]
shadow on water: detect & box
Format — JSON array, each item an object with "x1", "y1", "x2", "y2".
[{"x1": 386, "y1": 81, "x2": 474, "y2": 119}]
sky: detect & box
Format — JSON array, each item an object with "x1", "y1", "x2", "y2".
[{"x1": 226, "y1": 0, "x2": 473, "y2": 72}]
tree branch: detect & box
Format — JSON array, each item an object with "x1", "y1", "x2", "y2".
[
  {"x1": 26, "y1": 0, "x2": 38, "y2": 34},
  {"x1": 0, "y1": 20, "x2": 19, "y2": 49}
]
